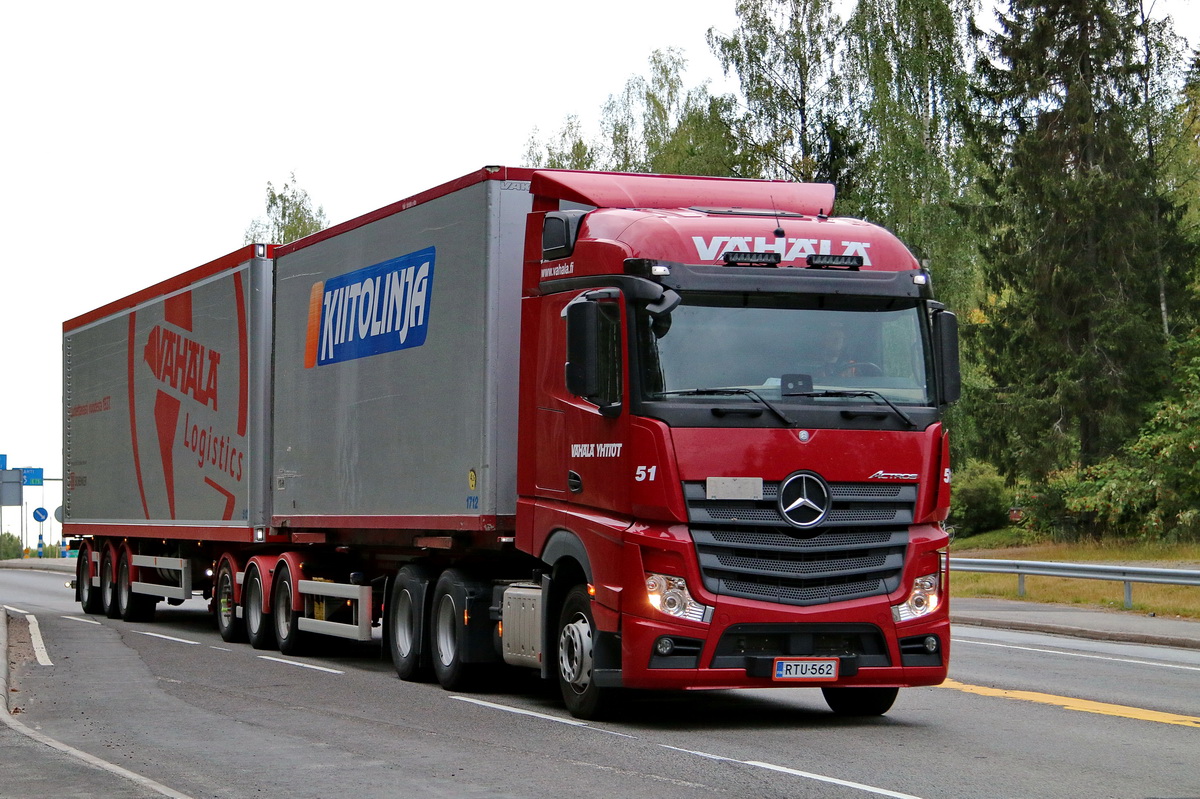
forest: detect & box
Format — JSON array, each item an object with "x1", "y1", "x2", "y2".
[{"x1": 524, "y1": 0, "x2": 1200, "y2": 543}]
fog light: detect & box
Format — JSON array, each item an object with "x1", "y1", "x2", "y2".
[
  {"x1": 892, "y1": 572, "x2": 942, "y2": 622},
  {"x1": 924, "y1": 635, "x2": 939, "y2": 653},
  {"x1": 645, "y1": 573, "x2": 711, "y2": 623},
  {"x1": 655, "y1": 637, "x2": 675, "y2": 656}
]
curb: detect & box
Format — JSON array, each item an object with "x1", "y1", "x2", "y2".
[
  {"x1": 2, "y1": 608, "x2": 9, "y2": 714},
  {"x1": 0, "y1": 559, "x2": 76, "y2": 574},
  {"x1": 951, "y1": 614, "x2": 1200, "y2": 651}
]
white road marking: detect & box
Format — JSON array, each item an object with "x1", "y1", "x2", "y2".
[
  {"x1": 0, "y1": 606, "x2": 197, "y2": 799},
  {"x1": 25, "y1": 615, "x2": 52, "y2": 666},
  {"x1": 62, "y1": 615, "x2": 102, "y2": 625},
  {"x1": 137, "y1": 631, "x2": 201, "y2": 646},
  {"x1": 658, "y1": 743, "x2": 739, "y2": 762},
  {"x1": 451, "y1": 696, "x2": 590, "y2": 726},
  {"x1": 746, "y1": 760, "x2": 925, "y2": 799},
  {"x1": 257, "y1": 655, "x2": 344, "y2": 674},
  {"x1": 952, "y1": 637, "x2": 1200, "y2": 672},
  {"x1": 458, "y1": 699, "x2": 923, "y2": 797},
  {"x1": 0, "y1": 710, "x2": 198, "y2": 799},
  {"x1": 3, "y1": 604, "x2": 31, "y2": 614}
]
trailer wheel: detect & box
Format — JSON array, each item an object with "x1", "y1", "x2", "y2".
[
  {"x1": 272, "y1": 563, "x2": 306, "y2": 655},
  {"x1": 117, "y1": 550, "x2": 155, "y2": 623},
  {"x1": 556, "y1": 585, "x2": 611, "y2": 720},
  {"x1": 101, "y1": 549, "x2": 120, "y2": 619},
  {"x1": 389, "y1": 564, "x2": 434, "y2": 681},
  {"x1": 430, "y1": 569, "x2": 478, "y2": 691},
  {"x1": 214, "y1": 562, "x2": 245, "y2": 643},
  {"x1": 821, "y1": 686, "x2": 899, "y2": 716},
  {"x1": 77, "y1": 545, "x2": 102, "y2": 614},
  {"x1": 244, "y1": 566, "x2": 276, "y2": 650}
]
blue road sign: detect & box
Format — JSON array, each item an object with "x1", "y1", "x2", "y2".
[
  {"x1": 21, "y1": 468, "x2": 43, "y2": 486},
  {"x1": 33, "y1": 507, "x2": 48, "y2": 522}
]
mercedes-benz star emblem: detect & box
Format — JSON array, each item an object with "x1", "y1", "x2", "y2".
[{"x1": 778, "y1": 471, "x2": 831, "y2": 529}]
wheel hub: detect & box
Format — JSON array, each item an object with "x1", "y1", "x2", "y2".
[{"x1": 558, "y1": 616, "x2": 594, "y2": 691}]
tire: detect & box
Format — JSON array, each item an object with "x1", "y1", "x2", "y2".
[
  {"x1": 117, "y1": 550, "x2": 155, "y2": 623},
  {"x1": 430, "y1": 569, "x2": 478, "y2": 691},
  {"x1": 389, "y1": 564, "x2": 434, "y2": 681},
  {"x1": 78, "y1": 546, "x2": 102, "y2": 614},
  {"x1": 100, "y1": 549, "x2": 120, "y2": 620},
  {"x1": 214, "y1": 561, "x2": 245, "y2": 643},
  {"x1": 272, "y1": 563, "x2": 306, "y2": 656},
  {"x1": 556, "y1": 585, "x2": 612, "y2": 720},
  {"x1": 244, "y1": 566, "x2": 276, "y2": 650},
  {"x1": 822, "y1": 686, "x2": 899, "y2": 716}
]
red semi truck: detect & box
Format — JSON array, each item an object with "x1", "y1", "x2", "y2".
[{"x1": 64, "y1": 166, "x2": 959, "y2": 718}]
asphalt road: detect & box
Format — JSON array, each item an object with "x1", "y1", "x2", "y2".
[{"x1": 3, "y1": 567, "x2": 1198, "y2": 799}]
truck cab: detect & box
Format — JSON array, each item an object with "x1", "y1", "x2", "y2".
[{"x1": 516, "y1": 170, "x2": 958, "y2": 717}]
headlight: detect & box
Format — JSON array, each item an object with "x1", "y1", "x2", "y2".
[
  {"x1": 892, "y1": 572, "x2": 941, "y2": 622},
  {"x1": 645, "y1": 573, "x2": 711, "y2": 623}
]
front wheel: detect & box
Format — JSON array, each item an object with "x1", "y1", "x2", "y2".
[
  {"x1": 556, "y1": 585, "x2": 613, "y2": 720},
  {"x1": 821, "y1": 686, "x2": 899, "y2": 716}
]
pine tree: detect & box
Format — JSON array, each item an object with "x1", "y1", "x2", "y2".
[{"x1": 970, "y1": 0, "x2": 1190, "y2": 479}]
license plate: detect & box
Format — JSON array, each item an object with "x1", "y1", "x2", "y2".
[{"x1": 772, "y1": 658, "x2": 839, "y2": 681}]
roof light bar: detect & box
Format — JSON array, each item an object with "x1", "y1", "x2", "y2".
[
  {"x1": 806, "y1": 254, "x2": 863, "y2": 270},
  {"x1": 722, "y1": 251, "x2": 782, "y2": 267}
]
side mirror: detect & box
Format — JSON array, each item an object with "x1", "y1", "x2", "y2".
[
  {"x1": 933, "y1": 310, "x2": 961, "y2": 405},
  {"x1": 565, "y1": 301, "x2": 601, "y2": 398}
]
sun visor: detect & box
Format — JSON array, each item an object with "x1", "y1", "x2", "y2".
[{"x1": 530, "y1": 170, "x2": 836, "y2": 216}]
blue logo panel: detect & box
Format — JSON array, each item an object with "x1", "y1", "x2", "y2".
[{"x1": 309, "y1": 247, "x2": 436, "y2": 367}]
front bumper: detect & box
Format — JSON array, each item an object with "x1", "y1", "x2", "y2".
[{"x1": 615, "y1": 599, "x2": 949, "y2": 691}]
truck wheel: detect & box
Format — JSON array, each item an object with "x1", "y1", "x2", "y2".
[
  {"x1": 821, "y1": 686, "x2": 899, "y2": 716},
  {"x1": 430, "y1": 569, "x2": 478, "y2": 691},
  {"x1": 77, "y1": 546, "x2": 102, "y2": 614},
  {"x1": 117, "y1": 550, "x2": 155, "y2": 623},
  {"x1": 272, "y1": 563, "x2": 306, "y2": 655},
  {"x1": 389, "y1": 564, "x2": 434, "y2": 681},
  {"x1": 557, "y1": 585, "x2": 611, "y2": 720},
  {"x1": 101, "y1": 550, "x2": 120, "y2": 619},
  {"x1": 214, "y1": 562, "x2": 245, "y2": 643},
  {"x1": 244, "y1": 566, "x2": 276, "y2": 650}
]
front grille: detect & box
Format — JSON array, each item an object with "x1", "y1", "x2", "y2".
[
  {"x1": 686, "y1": 480, "x2": 913, "y2": 607},
  {"x1": 686, "y1": 481, "x2": 914, "y2": 529}
]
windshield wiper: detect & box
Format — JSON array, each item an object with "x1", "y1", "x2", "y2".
[
  {"x1": 789, "y1": 390, "x2": 916, "y2": 428},
  {"x1": 658, "y1": 388, "x2": 796, "y2": 427}
]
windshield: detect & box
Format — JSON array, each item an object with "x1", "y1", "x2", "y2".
[{"x1": 637, "y1": 293, "x2": 933, "y2": 406}]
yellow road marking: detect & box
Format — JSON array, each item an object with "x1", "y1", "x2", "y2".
[{"x1": 942, "y1": 679, "x2": 1200, "y2": 729}]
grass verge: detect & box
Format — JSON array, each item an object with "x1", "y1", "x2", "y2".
[{"x1": 950, "y1": 528, "x2": 1200, "y2": 620}]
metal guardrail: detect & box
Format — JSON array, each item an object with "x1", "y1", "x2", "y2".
[{"x1": 950, "y1": 558, "x2": 1200, "y2": 609}]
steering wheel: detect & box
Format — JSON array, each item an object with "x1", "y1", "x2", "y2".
[{"x1": 844, "y1": 362, "x2": 883, "y2": 377}]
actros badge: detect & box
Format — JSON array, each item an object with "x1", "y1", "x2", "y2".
[{"x1": 778, "y1": 471, "x2": 831, "y2": 529}]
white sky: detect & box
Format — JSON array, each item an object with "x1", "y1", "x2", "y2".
[{"x1": 1, "y1": 0, "x2": 1197, "y2": 542}]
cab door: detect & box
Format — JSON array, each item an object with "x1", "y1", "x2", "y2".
[{"x1": 540, "y1": 287, "x2": 633, "y2": 518}]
